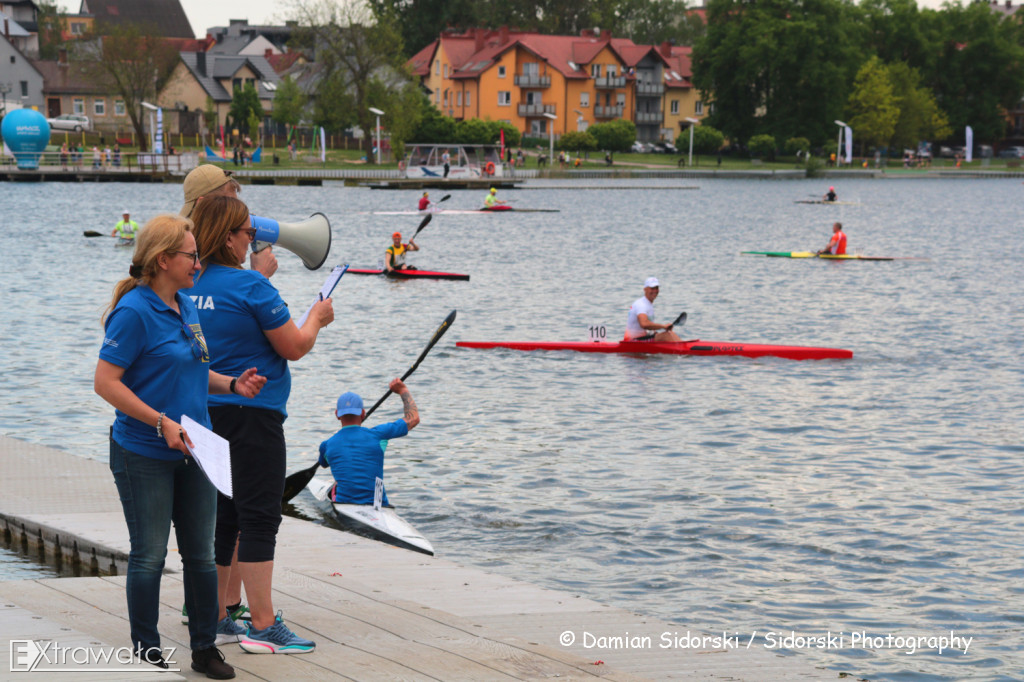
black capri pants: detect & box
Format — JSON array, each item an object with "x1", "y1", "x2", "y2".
[{"x1": 210, "y1": 405, "x2": 286, "y2": 565}]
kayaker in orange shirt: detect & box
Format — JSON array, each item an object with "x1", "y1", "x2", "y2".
[{"x1": 818, "y1": 222, "x2": 847, "y2": 255}]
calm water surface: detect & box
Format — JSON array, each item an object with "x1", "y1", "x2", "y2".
[{"x1": 1, "y1": 176, "x2": 1022, "y2": 680}]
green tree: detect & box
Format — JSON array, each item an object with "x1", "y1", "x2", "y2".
[
  {"x1": 678, "y1": 125, "x2": 724, "y2": 154},
  {"x1": 228, "y1": 83, "x2": 264, "y2": 137},
  {"x1": 588, "y1": 119, "x2": 636, "y2": 152},
  {"x1": 36, "y1": 1, "x2": 64, "y2": 60},
  {"x1": 784, "y1": 136, "x2": 811, "y2": 155},
  {"x1": 454, "y1": 118, "x2": 494, "y2": 144},
  {"x1": 203, "y1": 96, "x2": 218, "y2": 138},
  {"x1": 271, "y1": 76, "x2": 306, "y2": 128},
  {"x1": 846, "y1": 56, "x2": 899, "y2": 149},
  {"x1": 747, "y1": 133, "x2": 776, "y2": 158},
  {"x1": 289, "y1": 0, "x2": 410, "y2": 163},
  {"x1": 410, "y1": 103, "x2": 457, "y2": 142},
  {"x1": 558, "y1": 130, "x2": 598, "y2": 152},
  {"x1": 74, "y1": 23, "x2": 180, "y2": 151},
  {"x1": 495, "y1": 121, "x2": 521, "y2": 148},
  {"x1": 887, "y1": 62, "x2": 951, "y2": 150},
  {"x1": 693, "y1": 0, "x2": 862, "y2": 145}
]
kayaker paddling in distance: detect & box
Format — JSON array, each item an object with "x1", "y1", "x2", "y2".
[
  {"x1": 316, "y1": 379, "x2": 421, "y2": 505},
  {"x1": 483, "y1": 187, "x2": 507, "y2": 209},
  {"x1": 111, "y1": 210, "x2": 139, "y2": 243},
  {"x1": 824, "y1": 186, "x2": 837, "y2": 202},
  {"x1": 418, "y1": 191, "x2": 434, "y2": 212},
  {"x1": 385, "y1": 231, "x2": 419, "y2": 272},
  {"x1": 625, "y1": 277, "x2": 682, "y2": 342},
  {"x1": 818, "y1": 222, "x2": 847, "y2": 255}
]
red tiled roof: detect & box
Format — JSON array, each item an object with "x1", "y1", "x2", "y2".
[
  {"x1": 407, "y1": 40, "x2": 437, "y2": 77},
  {"x1": 664, "y1": 46, "x2": 693, "y2": 88},
  {"x1": 265, "y1": 51, "x2": 303, "y2": 74}
]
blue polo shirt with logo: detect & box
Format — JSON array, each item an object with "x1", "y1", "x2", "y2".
[
  {"x1": 187, "y1": 264, "x2": 293, "y2": 416},
  {"x1": 100, "y1": 286, "x2": 211, "y2": 460}
]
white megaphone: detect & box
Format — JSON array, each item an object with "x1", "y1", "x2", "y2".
[{"x1": 250, "y1": 213, "x2": 332, "y2": 270}]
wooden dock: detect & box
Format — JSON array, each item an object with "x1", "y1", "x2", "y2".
[{"x1": 0, "y1": 437, "x2": 831, "y2": 680}]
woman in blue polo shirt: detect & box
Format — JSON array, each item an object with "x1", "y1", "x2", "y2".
[
  {"x1": 95, "y1": 214, "x2": 265, "y2": 677},
  {"x1": 189, "y1": 196, "x2": 334, "y2": 655}
]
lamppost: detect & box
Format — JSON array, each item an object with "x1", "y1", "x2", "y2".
[
  {"x1": 573, "y1": 108, "x2": 585, "y2": 132},
  {"x1": 369, "y1": 107, "x2": 384, "y2": 165},
  {"x1": 542, "y1": 111, "x2": 557, "y2": 165},
  {"x1": 142, "y1": 101, "x2": 158, "y2": 153},
  {"x1": 834, "y1": 119, "x2": 847, "y2": 167},
  {"x1": 685, "y1": 117, "x2": 699, "y2": 167}
]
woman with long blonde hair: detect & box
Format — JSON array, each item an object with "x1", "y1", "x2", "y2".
[
  {"x1": 95, "y1": 214, "x2": 265, "y2": 678},
  {"x1": 188, "y1": 196, "x2": 333, "y2": 654}
]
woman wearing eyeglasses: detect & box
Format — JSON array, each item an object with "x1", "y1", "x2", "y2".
[
  {"x1": 188, "y1": 196, "x2": 333, "y2": 655},
  {"x1": 94, "y1": 214, "x2": 266, "y2": 678}
]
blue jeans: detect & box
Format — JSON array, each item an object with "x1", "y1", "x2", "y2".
[{"x1": 109, "y1": 438, "x2": 219, "y2": 653}]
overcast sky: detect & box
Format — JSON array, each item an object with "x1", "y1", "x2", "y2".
[{"x1": 55, "y1": 0, "x2": 954, "y2": 42}]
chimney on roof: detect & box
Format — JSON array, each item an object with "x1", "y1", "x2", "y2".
[
  {"x1": 265, "y1": 48, "x2": 273, "y2": 58},
  {"x1": 499, "y1": 25, "x2": 509, "y2": 45},
  {"x1": 4, "y1": 17, "x2": 9, "y2": 39},
  {"x1": 196, "y1": 51, "x2": 206, "y2": 76},
  {"x1": 600, "y1": 29, "x2": 611, "y2": 40},
  {"x1": 474, "y1": 27, "x2": 485, "y2": 52},
  {"x1": 58, "y1": 47, "x2": 68, "y2": 66},
  {"x1": 1007, "y1": 0, "x2": 1012, "y2": 8},
  {"x1": 660, "y1": 40, "x2": 672, "y2": 58}
]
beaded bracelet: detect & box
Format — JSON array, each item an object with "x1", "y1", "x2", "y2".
[
  {"x1": 229, "y1": 377, "x2": 238, "y2": 394},
  {"x1": 156, "y1": 412, "x2": 166, "y2": 438}
]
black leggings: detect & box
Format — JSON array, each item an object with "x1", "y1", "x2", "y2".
[{"x1": 210, "y1": 405, "x2": 285, "y2": 565}]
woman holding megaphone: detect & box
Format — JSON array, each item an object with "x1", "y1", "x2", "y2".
[{"x1": 188, "y1": 196, "x2": 333, "y2": 655}]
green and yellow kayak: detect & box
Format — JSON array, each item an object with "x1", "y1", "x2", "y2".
[{"x1": 742, "y1": 251, "x2": 927, "y2": 261}]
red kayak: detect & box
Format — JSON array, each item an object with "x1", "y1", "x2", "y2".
[
  {"x1": 347, "y1": 268, "x2": 469, "y2": 281},
  {"x1": 456, "y1": 339, "x2": 852, "y2": 360}
]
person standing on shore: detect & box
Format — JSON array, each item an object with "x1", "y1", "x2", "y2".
[
  {"x1": 189, "y1": 196, "x2": 333, "y2": 655},
  {"x1": 95, "y1": 214, "x2": 265, "y2": 678}
]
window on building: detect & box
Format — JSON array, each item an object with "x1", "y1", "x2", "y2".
[
  {"x1": 580, "y1": 92, "x2": 590, "y2": 107},
  {"x1": 115, "y1": 100, "x2": 125, "y2": 116},
  {"x1": 70, "y1": 22, "x2": 85, "y2": 35},
  {"x1": 498, "y1": 91, "x2": 511, "y2": 106},
  {"x1": 232, "y1": 78, "x2": 242, "y2": 91},
  {"x1": 465, "y1": 91, "x2": 471, "y2": 107},
  {"x1": 457, "y1": 91, "x2": 462, "y2": 106},
  {"x1": 435, "y1": 88, "x2": 439, "y2": 104},
  {"x1": 607, "y1": 65, "x2": 617, "y2": 77},
  {"x1": 73, "y1": 98, "x2": 84, "y2": 114},
  {"x1": 525, "y1": 91, "x2": 537, "y2": 105},
  {"x1": 695, "y1": 101, "x2": 704, "y2": 115},
  {"x1": 670, "y1": 100, "x2": 679, "y2": 114},
  {"x1": 444, "y1": 64, "x2": 449, "y2": 78},
  {"x1": 616, "y1": 93, "x2": 625, "y2": 106},
  {"x1": 9, "y1": 55, "x2": 14, "y2": 64},
  {"x1": 435, "y1": 61, "x2": 440, "y2": 75},
  {"x1": 523, "y1": 62, "x2": 538, "y2": 76},
  {"x1": 94, "y1": 99, "x2": 105, "y2": 116},
  {"x1": 591, "y1": 64, "x2": 601, "y2": 78},
  {"x1": 444, "y1": 89, "x2": 449, "y2": 106},
  {"x1": 20, "y1": 81, "x2": 28, "y2": 97},
  {"x1": 498, "y1": 65, "x2": 506, "y2": 78}
]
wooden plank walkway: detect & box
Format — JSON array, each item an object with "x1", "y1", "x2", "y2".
[{"x1": 0, "y1": 437, "x2": 831, "y2": 680}]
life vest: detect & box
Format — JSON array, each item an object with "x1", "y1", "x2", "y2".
[
  {"x1": 386, "y1": 243, "x2": 407, "y2": 267},
  {"x1": 114, "y1": 219, "x2": 139, "y2": 240}
]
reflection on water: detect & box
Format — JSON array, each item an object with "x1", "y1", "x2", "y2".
[{"x1": 1, "y1": 177, "x2": 1022, "y2": 680}]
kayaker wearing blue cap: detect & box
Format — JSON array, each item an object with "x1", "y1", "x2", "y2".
[
  {"x1": 625, "y1": 277, "x2": 682, "y2": 342},
  {"x1": 317, "y1": 379, "x2": 420, "y2": 505}
]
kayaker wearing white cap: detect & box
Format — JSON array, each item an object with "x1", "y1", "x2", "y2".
[
  {"x1": 625, "y1": 277, "x2": 682, "y2": 342},
  {"x1": 111, "y1": 210, "x2": 139, "y2": 243}
]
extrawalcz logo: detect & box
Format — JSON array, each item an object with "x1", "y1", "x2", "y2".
[{"x1": 10, "y1": 639, "x2": 179, "y2": 672}]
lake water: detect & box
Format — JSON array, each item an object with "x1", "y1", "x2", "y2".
[{"x1": 1, "y1": 176, "x2": 1021, "y2": 681}]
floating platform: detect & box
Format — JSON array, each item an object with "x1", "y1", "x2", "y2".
[
  {"x1": 0, "y1": 436, "x2": 830, "y2": 680},
  {"x1": 363, "y1": 178, "x2": 525, "y2": 190}
]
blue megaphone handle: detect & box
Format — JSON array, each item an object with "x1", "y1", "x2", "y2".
[{"x1": 250, "y1": 215, "x2": 279, "y2": 252}]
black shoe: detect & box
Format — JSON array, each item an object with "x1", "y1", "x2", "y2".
[
  {"x1": 191, "y1": 646, "x2": 235, "y2": 680},
  {"x1": 137, "y1": 647, "x2": 169, "y2": 669}
]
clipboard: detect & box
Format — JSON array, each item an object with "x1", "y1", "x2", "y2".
[{"x1": 297, "y1": 264, "x2": 348, "y2": 328}]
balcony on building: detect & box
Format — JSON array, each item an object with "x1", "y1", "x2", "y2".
[
  {"x1": 514, "y1": 74, "x2": 551, "y2": 88},
  {"x1": 594, "y1": 76, "x2": 627, "y2": 89},
  {"x1": 636, "y1": 82, "x2": 665, "y2": 97},
  {"x1": 635, "y1": 110, "x2": 664, "y2": 125},
  {"x1": 594, "y1": 104, "x2": 625, "y2": 119},
  {"x1": 518, "y1": 102, "x2": 556, "y2": 117}
]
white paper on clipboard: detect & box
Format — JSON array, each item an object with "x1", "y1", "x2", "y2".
[
  {"x1": 180, "y1": 415, "x2": 233, "y2": 498},
  {"x1": 296, "y1": 264, "x2": 348, "y2": 328}
]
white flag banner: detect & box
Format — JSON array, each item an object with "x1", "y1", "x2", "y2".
[
  {"x1": 155, "y1": 108, "x2": 164, "y2": 155},
  {"x1": 965, "y1": 126, "x2": 973, "y2": 163},
  {"x1": 844, "y1": 126, "x2": 853, "y2": 164},
  {"x1": 319, "y1": 126, "x2": 326, "y2": 162}
]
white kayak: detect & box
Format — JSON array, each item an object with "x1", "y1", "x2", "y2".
[{"x1": 307, "y1": 478, "x2": 434, "y2": 556}]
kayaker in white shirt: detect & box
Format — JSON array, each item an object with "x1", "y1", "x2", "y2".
[{"x1": 625, "y1": 277, "x2": 682, "y2": 342}]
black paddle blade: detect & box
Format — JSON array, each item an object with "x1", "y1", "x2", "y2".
[
  {"x1": 411, "y1": 213, "x2": 432, "y2": 239},
  {"x1": 669, "y1": 312, "x2": 687, "y2": 328},
  {"x1": 282, "y1": 461, "x2": 320, "y2": 505},
  {"x1": 84, "y1": 230, "x2": 104, "y2": 237},
  {"x1": 438, "y1": 194, "x2": 452, "y2": 203}
]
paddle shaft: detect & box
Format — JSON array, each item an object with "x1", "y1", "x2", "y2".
[
  {"x1": 280, "y1": 310, "x2": 457, "y2": 504},
  {"x1": 84, "y1": 231, "x2": 115, "y2": 238}
]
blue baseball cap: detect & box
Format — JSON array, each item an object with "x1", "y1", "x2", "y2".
[{"x1": 336, "y1": 392, "x2": 364, "y2": 416}]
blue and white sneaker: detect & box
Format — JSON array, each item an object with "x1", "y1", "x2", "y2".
[
  {"x1": 215, "y1": 614, "x2": 247, "y2": 645},
  {"x1": 239, "y1": 612, "x2": 315, "y2": 654}
]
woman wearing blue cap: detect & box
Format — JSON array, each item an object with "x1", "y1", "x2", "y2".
[{"x1": 317, "y1": 379, "x2": 420, "y2": 505}]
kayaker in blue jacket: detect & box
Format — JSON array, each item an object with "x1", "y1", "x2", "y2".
[{"x1": 317, "y1": 379, "x2": 420, "y2": 505}]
